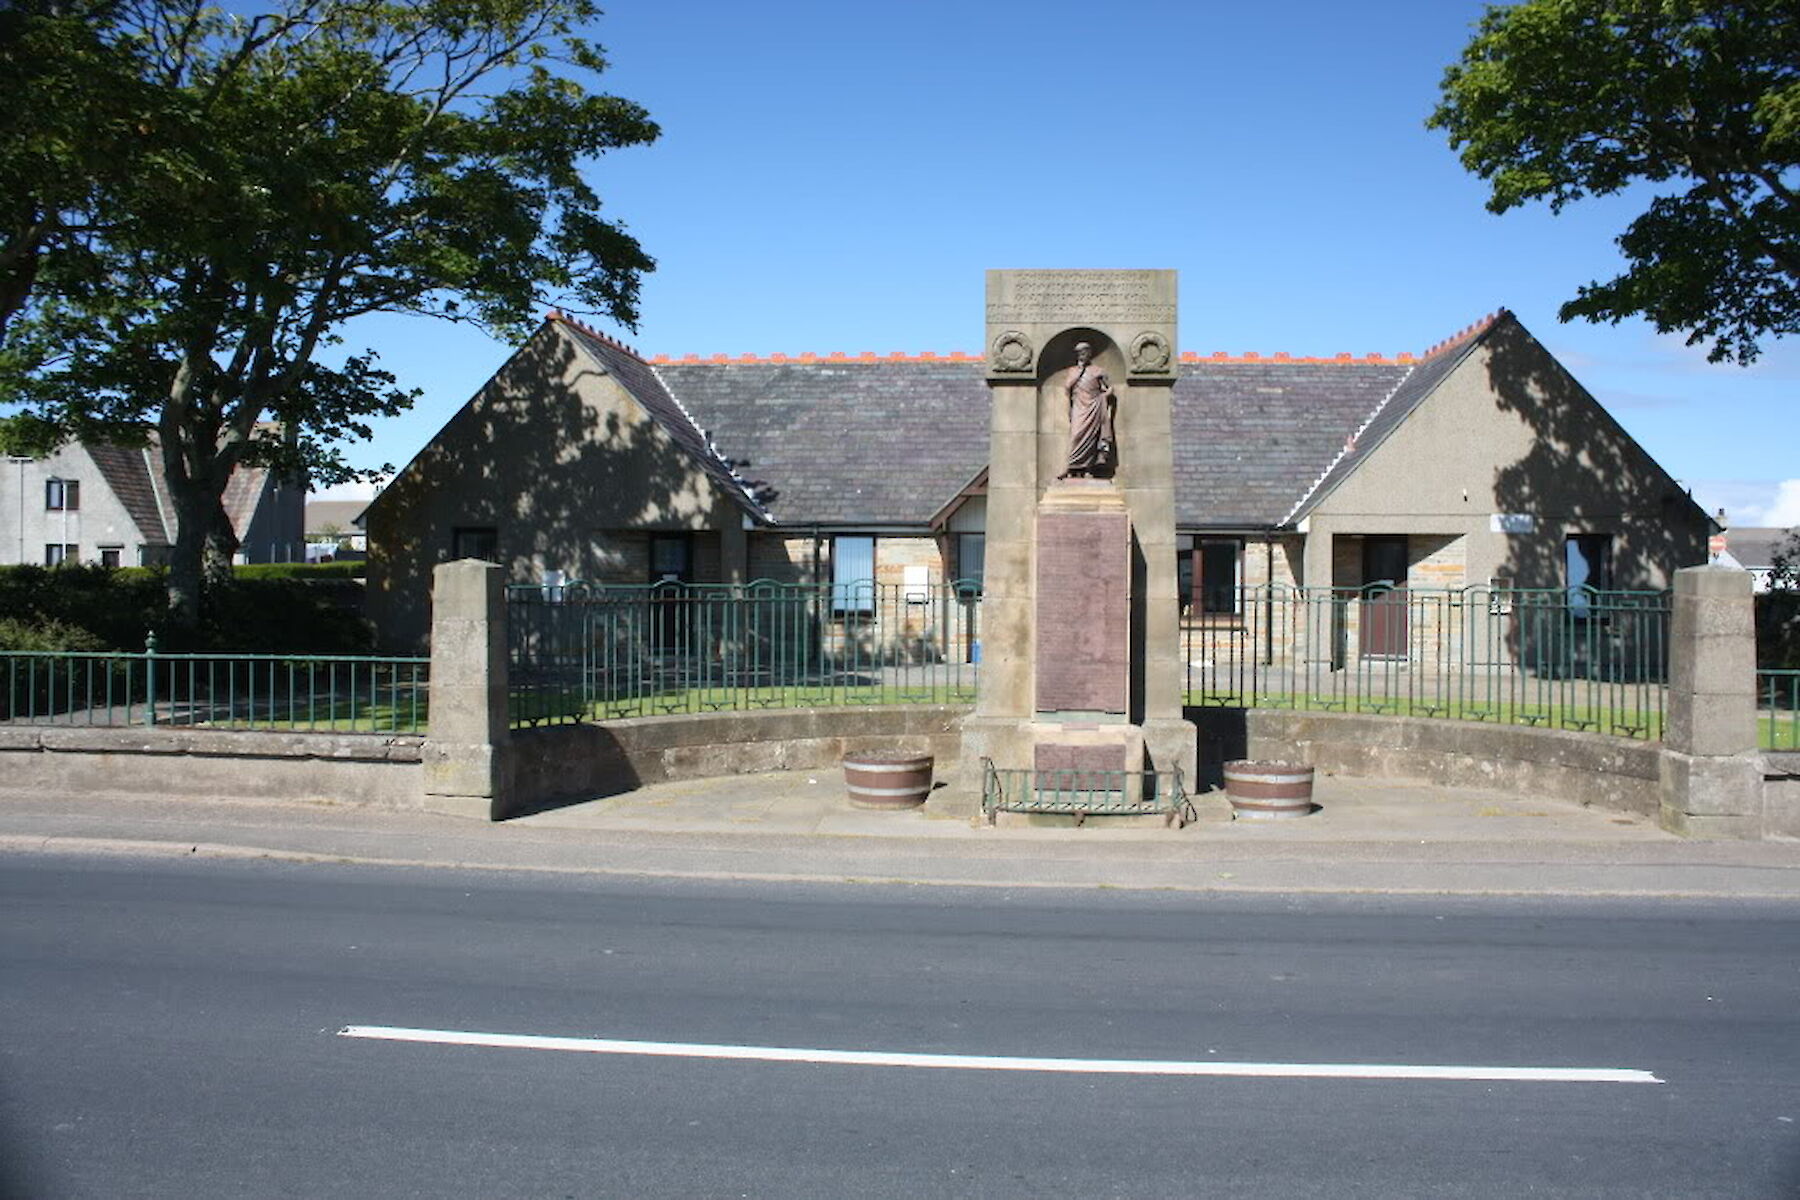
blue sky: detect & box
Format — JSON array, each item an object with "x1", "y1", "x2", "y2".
[{"x1": 324, "y1": 0, "x2": 1800, "y2": 529}]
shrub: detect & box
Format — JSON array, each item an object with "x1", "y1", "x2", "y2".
[
  {"x1": 234, "y1": 561, "x2": 366, "y2": 580},
  {"x1": 191, "y1": 577, "x2": 373, "y2": 654},
  {"x1": 1758, "y1": 592, "x2": 1800, "y2": 670},
  {"x1": 0, "y1": 565, "x2": 163, "y2": 650},
  {"x1": 0, "y1": 616, "x2": 113, "y2": 653}
]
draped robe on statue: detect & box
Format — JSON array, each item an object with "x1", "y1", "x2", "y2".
[{"x1": 1063, "y1": 361, "x2": 1116, "y2": 477}]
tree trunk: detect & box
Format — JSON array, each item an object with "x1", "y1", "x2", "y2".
[{"x1": 163, "y1": 472, "x2": 238, "y2": 634}]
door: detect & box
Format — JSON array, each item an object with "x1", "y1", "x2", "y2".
[{"x1": 1360, "y1": 536, "x2": 1409, "y2": 660}]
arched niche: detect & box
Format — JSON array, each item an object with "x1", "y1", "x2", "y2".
[{"x1": 1035, "y1": 327, "x2": 1124, "y2": 486}]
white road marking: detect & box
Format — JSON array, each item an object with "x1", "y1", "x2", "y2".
[{"x1": 337, "y1": 1025, "x2": 1661, "y2": 1084}]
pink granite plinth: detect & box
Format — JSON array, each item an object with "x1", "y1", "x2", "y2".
[{"x1": 1035, "y1": 493, "x2": 1130, "y2": 715}]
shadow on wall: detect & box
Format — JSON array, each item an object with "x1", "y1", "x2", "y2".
[
  {"x1": 1484, "y1": 320, "x2": 1708, "y2": 592},
  {"x1": 367, "y1": 329, "x2": 751, "y2": 650},
  {"x1": 505, "y1": 724, "x2": 644, "y2": 818}
]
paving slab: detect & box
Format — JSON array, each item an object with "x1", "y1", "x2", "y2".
[{"x1": 0, "y1": 770, "x2": 1796, "y2": 898}]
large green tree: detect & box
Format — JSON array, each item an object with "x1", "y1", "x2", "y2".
[
  {"x1": 1, "y1": 0, "x2": 657, "y2": 626},
  {"x1": 1430, "y1": 0, "x2": 1800, "y2": 364}
]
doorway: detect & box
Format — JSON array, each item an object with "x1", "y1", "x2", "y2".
[{"x1": 1360, "y1": 536, "x2": 1409, "y2": 660}]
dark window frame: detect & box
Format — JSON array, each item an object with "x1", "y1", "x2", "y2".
[
  {"x1": 45, "y1": 478, "x2": 79, "y2": 511},
  {"x1": 1179, "y1": 537, "x2": 1243, "y2": 619},
  {"x1": 954, "y1": 532, "x2": 985, "y2": 596},
  {"x1": 648, "y1": 532, "x2": 693, "y2": 585},
  {"x1": 451, "y1": 526, "x2": 498, "y2": 562}
]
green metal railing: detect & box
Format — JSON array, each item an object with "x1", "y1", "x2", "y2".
[
  {"x1": 506, "y1": 579, "x2": 981, "y2": 727},
  {"x1": 1184, "y1": 585, "x2": 1672, "y2": 741},
  {"x1": 980, "y1": 759, "x2": 1191, "y2": 823},
  {"x1": 1761, "y1": 670, "x2": 1799, "y2": 751},
  {"x1": 505, "y1": 580, "x2": 1689, "y2": 743},
  {"x1": 0, "y1": 636, "x2": 429, "y2": 733}
]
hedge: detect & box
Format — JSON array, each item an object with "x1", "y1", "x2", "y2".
[{"x1": 0, "y1": 564, "x2": 372, "y2": 654}]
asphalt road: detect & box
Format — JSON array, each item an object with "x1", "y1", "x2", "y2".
[{"x1": 3, "y1": 854, "x2": 1798, "y2": 1199}]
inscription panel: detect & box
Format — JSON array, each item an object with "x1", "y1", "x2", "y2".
[
  {"x1": 1035, "y1": 509, "x2": 1130, "y2": 714},
  {"x1": 987, "y1": 269, "x2": 1176, "y2": 326}
]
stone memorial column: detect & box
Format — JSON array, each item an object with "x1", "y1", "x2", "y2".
[{"x1": 958, "y1": 270, "x2": 1197, "y2": 819}]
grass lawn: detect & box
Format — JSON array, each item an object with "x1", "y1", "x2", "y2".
[
  {"x1": 1762, "y1": 711, "x2": 1799, "y2": 751},
  {"x1": 510, "y1": 683, "x2": 977, "y2": 726}
]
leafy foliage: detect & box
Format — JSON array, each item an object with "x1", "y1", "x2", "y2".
[
  {"x1": 0, "y1": 0, "x2": 658, "y2": 622},
  {"x1": 0, "y1": 563, "x2": 373, "y2": 653},
  {"x1": 0, "y1": 615, "x2": 113, "y2": 654},
  {"x1": 1770, "y1": 527, "x2": 1800, "y2": 590},
  {"x1": 1430, "y1": 0, "x2": 1800, "y2": 363}
]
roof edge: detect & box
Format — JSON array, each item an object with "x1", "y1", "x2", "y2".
[
  {"x1": 546, "y1": 313, "x2": 780, "y2": 527},
  {"x1": 1280, "y1": 309, "x2": 1509, "y2": 526}
]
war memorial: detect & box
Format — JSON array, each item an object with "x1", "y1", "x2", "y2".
[{"x1": 959, "y1": 270, "x2": 1197, "y2": 820}]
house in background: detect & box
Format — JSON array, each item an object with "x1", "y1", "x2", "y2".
[
  {"x1": 1712, "y1": 525, "x2": 1793, "y2": 592},
  {"x1": 0, "y1": 438, "x2": 303, "y2": 568},
  {"x1": 363, "y1": 308, "x2": 1713, "y2": 651},
  {"x1": 303, "y1": 499, "x2": 369, "y2": 562}
]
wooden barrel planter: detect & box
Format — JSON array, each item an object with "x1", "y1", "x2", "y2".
[
  {"x1": 1223, "y1": 760, "x2": 1317, "y2": 819},
  {"x1": 843, "y1": 751, "x2": 935, "y2": 810}
]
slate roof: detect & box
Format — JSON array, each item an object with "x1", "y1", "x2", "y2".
[
  {"x1": 449, "y1": 310, "x2": 1517, "y2": 531},
  {"x1": 305, "y1": 499, "x2": 366, "y2": 535},
  {"x1": 220, "y1": 461, "x2": 272, "y2": 539},
  {"x1": 552, "y1": 315, "x2": 773, "y2": 522},
  {"x1": 657, "y1": 359, "x2": 991, "y2": 526},
  {"x1": 84, "y1": 442, "x2": 170, "y2": 545},
  {"x1": 77, "y1": 435, "x2": 278, "y2": 544},
  {"x1": 1173, "y1": 361, "x2": 1409, "y2": 528},
  {"x1": 1721, "y1": 527, "x2": 1792, "y2": 571},
  {"x1": 658, "y1": 355, "x2": 1469, "y2": 530}
]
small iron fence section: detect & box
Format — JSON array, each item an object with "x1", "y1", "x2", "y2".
[
  {"x1": 980, "y1": 759, "x2": 1191, "y2": 824},
  {"x1": 0, "y1": 638, "x2": 428, "y2": 733},
  {"x1": 1186, "y1": 585, "x2": 1672, "y2": 741},
  {"x1": 507, "y1": 579, "x2": 982, "y2": 727},
  {"x1": 1761, "y1": 670, "x2": 1799, "y2": 751}
]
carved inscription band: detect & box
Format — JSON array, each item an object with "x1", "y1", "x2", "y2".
[{"x1": 988, "y1": 273, "x2": 1174, "y2": 325}]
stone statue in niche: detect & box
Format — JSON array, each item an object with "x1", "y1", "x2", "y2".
[{"x1": 1058, "y1": 341, "x2": 1116, "y2": 479}]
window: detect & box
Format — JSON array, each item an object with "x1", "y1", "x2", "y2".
[
  {"x1": 45, "y1": 479, "x2": 79, "y2": 511},
  {"x1": 44, "y1": 543, "x2": 78, "y2": 566},
  {"x1": 1199, "y1": 540, "x2": 1241, "y2": 615},
  {"x1": 649, "y1": 533, "x2": 692, "y2": 584},
  {"x1": 955, "y1": 533, "x2": 985, "y2": 595},
  {"x1": 1565, "y1": 534, "x2": 1611, "y2": 617},
  {"x1": 451, "y1": 526, "x2": 498, "y2": 561},
  {"x1": 1178, "y1": 537, "x2": 1241, "y2": 616},
  {"x1": 99, "y1": 546, "x2": 122, "y2": 569},
  {"x1": 831, "y1": 535, "x2": 875, "y2": 615}
]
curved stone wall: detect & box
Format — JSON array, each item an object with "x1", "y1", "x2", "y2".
[
  {"x1": 1240, "y1": 709, "x2": 1663, "y2": 816},
  {"x1": 504, "y1": 705, "x2": 970, "y2": 817}
]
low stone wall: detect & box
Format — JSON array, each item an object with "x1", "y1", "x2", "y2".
[
  {"x1": 1222, "y1": 709, "x2": 1665, "y2": 816},
  {"x1": 1766, "y1": 753, "x2": 1800, "y2": 840},
  {"x1": 504, "y1": 705, "x2": 970, "y2": 818},
  {"x1": 0, "y1": 726, "x2": 424, "y2": 808}
]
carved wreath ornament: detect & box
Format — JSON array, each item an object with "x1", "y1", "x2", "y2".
[
  {"x1": 990, "y1": 331, "x2": 1034, "y2": 373},
  {"x1": 1130, "y1": 331, "x2": 1171, "y2": 374}
]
